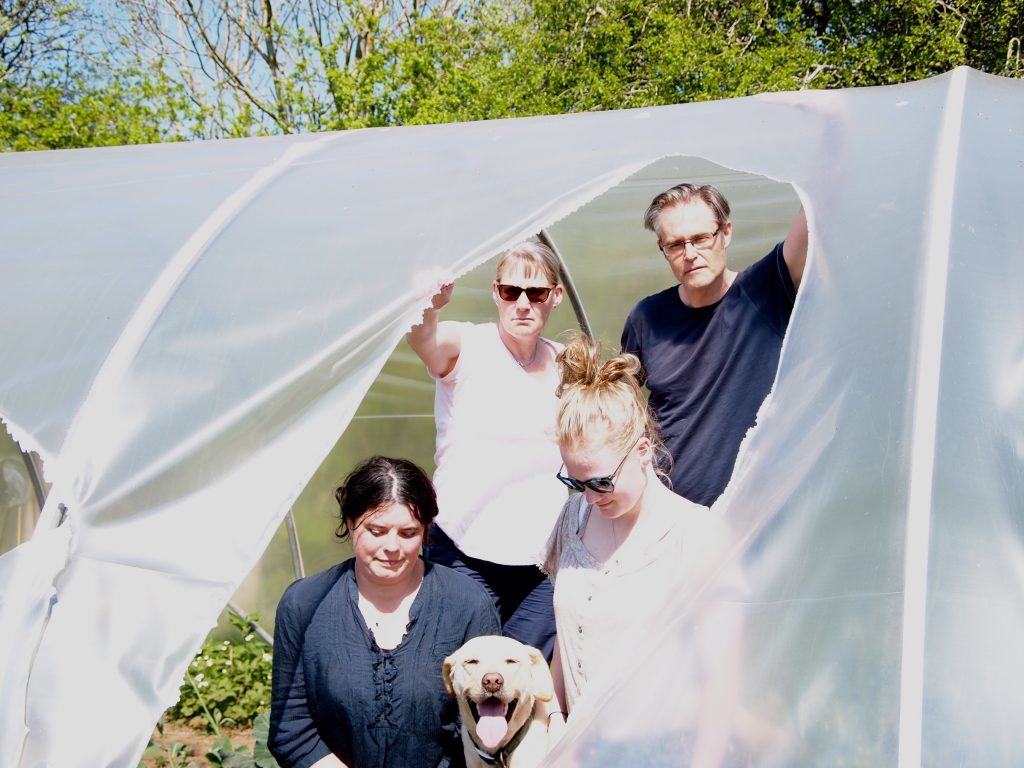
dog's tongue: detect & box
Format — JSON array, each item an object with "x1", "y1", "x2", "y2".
[{"x1": 476, "y1": 699, "x2": 508, "y2": 749}]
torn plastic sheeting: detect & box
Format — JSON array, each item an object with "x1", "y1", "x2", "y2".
[{"x1": 0, "y1": 67, "x2": 1019, "y2": 766}]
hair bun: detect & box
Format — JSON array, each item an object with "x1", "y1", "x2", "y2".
[
  {"x1": 596, "y1": 353, "x2": 642, "y2": 384},
  {"x1": 556, "y1": 333, "x2": 642, "y2": 396},
  {"x1": 556, "y1": 333, "x2": 602, "y2": 395},
  {"x1": 555, "y1": 335, "x2": 670, "y2": 483}
]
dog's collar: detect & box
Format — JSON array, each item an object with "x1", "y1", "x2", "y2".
[{"x1": 468, "y1": 716, "x2": 532, "y2": 767}]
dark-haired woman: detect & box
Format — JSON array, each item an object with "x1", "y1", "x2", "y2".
[{"x1": 269, "y1": 456, "x2": 500, "y2": 768}]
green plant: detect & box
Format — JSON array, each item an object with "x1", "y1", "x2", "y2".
[
  {"x1": 206, "y1": 712, "x2": 280, "y2": 768},
  {"x1": 139, "y1": 720, "x2": 196, "y2": 768},
  {"x1": 167, "y1": 613, "x2": 273, "y2": 732},
  {"x1": 140, "y1": 736, "x2": 198, "y2": 768}
]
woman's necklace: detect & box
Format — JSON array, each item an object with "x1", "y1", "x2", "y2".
[
  {"x1": 610, "y1": 512, "x2": 640, "y2": 554},
  {"x1": 502, "y1": 336, "x2": 541, "y2": 368}
]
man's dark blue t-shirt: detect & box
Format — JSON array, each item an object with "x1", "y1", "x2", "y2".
[{"x1": 621, "y1": 243, "x2": 796, "y2": 506}]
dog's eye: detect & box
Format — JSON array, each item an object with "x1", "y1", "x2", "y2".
[
  {"x1": 505, "y1": 659, "x2": 519, "y2": 665},
  {"x1": 464, "y1": 659, "x2": 479, "y2": 666}
]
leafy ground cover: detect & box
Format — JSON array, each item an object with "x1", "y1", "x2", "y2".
[
  {"x1": 141, "y1": 721, "x2": 257, "y2": 768},
  {"x1": 140, "y1": 613, "x2": 278, "y2": 767}
]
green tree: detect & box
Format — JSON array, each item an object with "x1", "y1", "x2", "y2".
[
  {"x1": 0, "y1": 65, "x2": 197, "y2": 151},
  {"x1": 4, "y1": 0, "x2": 1022, "y2": 149},
  {"x1": 341, "y1": 0, "x2": 1023, "y2": 128},
  {"x1": 470, "y1": 0, "x2": 1024, "y2": 115},
  {"x1": 108, "y1": 0, "x2": 470, "y2": 137},
  {"x1": 1, "y1": 0, "x2": 80, "y2": 84},
  {"x1": 355, "y1": 3, "x2": 536, "y2": 124},
  {"x1": 800, "y1": 0, "x2": 1024, "y2": 86},
  {"x1": 0, "y1": 2, "x2": 192, "y2": 151}
]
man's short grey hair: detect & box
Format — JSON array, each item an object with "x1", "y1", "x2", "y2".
[
  {"x1": 643, "y1": 183, "x2": 732, "y2": 234},
  {"x1": 495, "y1": 239, "x2": 561, "y2": 286}
]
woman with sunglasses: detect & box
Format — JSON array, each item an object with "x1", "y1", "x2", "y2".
[
  {"x1": 543, "y1": 334, "x2": 743, "y2": 765},
  {"x1": 405, "y1": 240, "x2": 566, "y2": 660}
]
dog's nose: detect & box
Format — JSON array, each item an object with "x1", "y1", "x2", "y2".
[{"x1": 482, "y1": 673, "x2": 504, "y2": 694}]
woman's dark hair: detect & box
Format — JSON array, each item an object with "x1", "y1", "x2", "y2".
[{"x1": 334, "y1": 456, "x2": 438, "y2": 541}]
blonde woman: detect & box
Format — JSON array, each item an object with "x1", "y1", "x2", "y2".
[{"x1": 544, "y1": 335, "x2": 743, "y2": 767}]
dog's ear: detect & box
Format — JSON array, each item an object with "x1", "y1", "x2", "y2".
[
  {"x1": 442, "y1": 654, "x2": 457, "y2": 696},
  {"x1": 528, "y1": 647, "x2": 555, "y2": 703}
]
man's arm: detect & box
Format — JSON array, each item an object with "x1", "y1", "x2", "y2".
[
  {"x1": 782, "y1": 207, "x2": 809, "y2": 290},
  {"x1": 405, "y1": 282, "x2": 461, "y2": 378}
]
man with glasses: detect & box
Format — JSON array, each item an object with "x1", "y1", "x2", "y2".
[{"x1": 621, "y1": 183, "x2": 808, "y2": 506}]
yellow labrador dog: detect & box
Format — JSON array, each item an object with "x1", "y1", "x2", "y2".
[{"x1": 443, "y1": 636, "x2": 562, "y2": 768}]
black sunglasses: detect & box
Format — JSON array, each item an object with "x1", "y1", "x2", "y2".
[
  {"x1": 496, "y1": 284, "x2": 553, "y2": 303},
  {"x1": 556, "y1": 443, "x2": 635, "y2": 495}
]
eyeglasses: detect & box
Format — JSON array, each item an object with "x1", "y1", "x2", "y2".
[
  {"x1": 556, "y1": 442, "x2": 636, "y2": 495},
  {"x1": 496, "y1": 284, "x2": 553, "y2": 303},
  {"x1": 660, "y1": 226, "x2": 721, "y2": 258}
]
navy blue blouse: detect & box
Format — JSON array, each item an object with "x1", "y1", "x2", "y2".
[{"x1": 269, "y1": 558, "x2": 500, "y2": 768}]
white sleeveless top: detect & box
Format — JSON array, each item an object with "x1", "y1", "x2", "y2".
[{"x1": 431, "y1": 322, "x2": 565, "y2": 565}]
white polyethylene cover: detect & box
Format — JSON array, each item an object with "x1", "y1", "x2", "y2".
[{"x1": 0, "y1": 67, "x2": 1021, "y2": 766}]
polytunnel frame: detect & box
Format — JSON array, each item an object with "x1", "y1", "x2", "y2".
[
  {"x1": 20, "y1": 452, "x2": 46, "y2": 512},
  {"x1": 6, "y1": 448, "x2": 46, "y2": 543}
]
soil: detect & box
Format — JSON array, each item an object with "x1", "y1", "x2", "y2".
[{"x1": 140, "y1": 722, "x2": 256, "y2": 767}]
